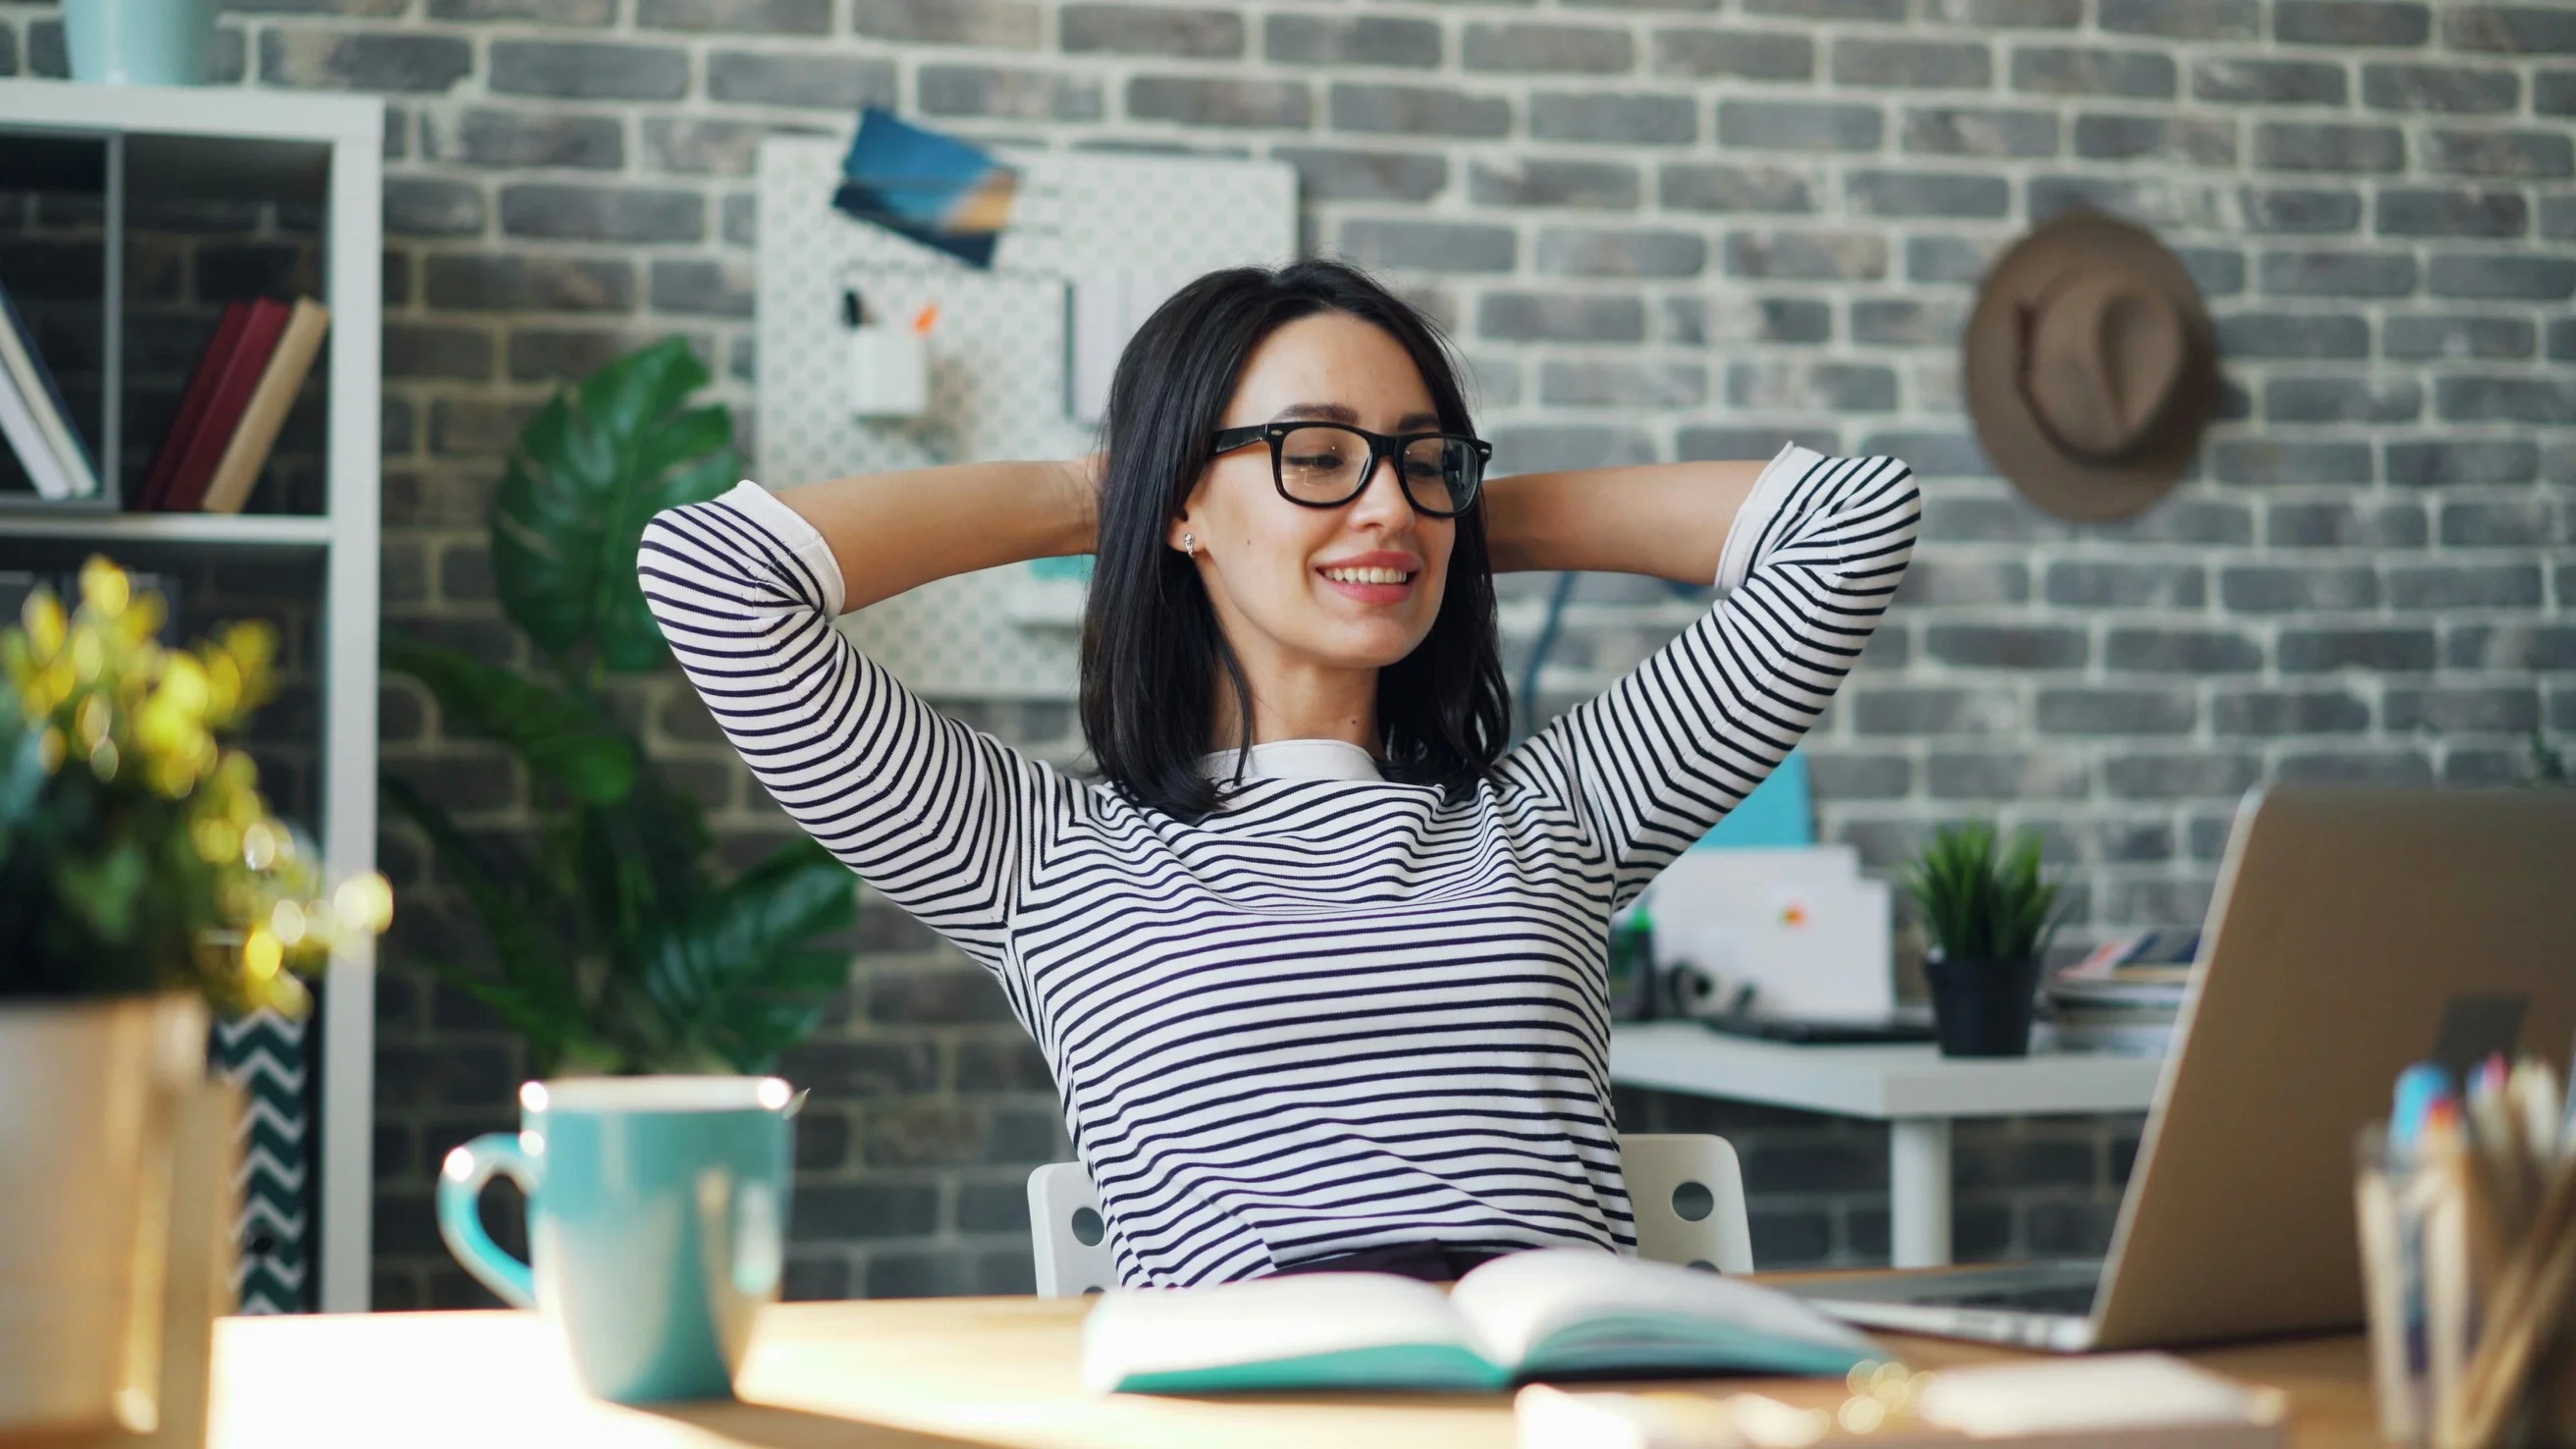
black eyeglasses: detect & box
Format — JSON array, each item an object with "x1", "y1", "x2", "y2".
[{"x1": 1209, "y1": 422, "x2": 1493, "y2": 519}]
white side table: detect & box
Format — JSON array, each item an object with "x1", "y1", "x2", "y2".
[{"x1": 1608, "y1": 1023, "x2": 2165, "y2": 1268}]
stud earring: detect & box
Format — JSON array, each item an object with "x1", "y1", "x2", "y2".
[{"x1": 1181, "y1": 532, "x2": 1197, "y2": 557}]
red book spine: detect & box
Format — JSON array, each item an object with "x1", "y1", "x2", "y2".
[
  {"x1": 139, "y1": 301, "x2": 249, "y2": 511},
  {"x1": 159, "y1": 298, "x2": 290, "y2": 514}
]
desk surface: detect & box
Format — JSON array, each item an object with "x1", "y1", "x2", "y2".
[
  {"x1": 1609, "y1": 1023, "x2": 2168, "y2": 1118},
  {"x1": 207, "y1": 1297, "x2": 2378, "y2": 1449}
]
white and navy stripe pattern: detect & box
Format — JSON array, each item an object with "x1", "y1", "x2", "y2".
[{"x1": 639, "y1": 447, "x2": 1918, "y2": 1288}]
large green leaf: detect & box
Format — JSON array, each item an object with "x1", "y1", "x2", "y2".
[
  {"x1": 491, "y1": 338, "x2": 736, "y2": 675},
  {"x1": 638, "y1": 836, "x2": 856, "y2": 1072},
  {"x1": 380, "y1": 772, "x2": 590, "y2": 1069},
  {"x1": 382, "y1": 634, "x2": 639, "y2": 806}
]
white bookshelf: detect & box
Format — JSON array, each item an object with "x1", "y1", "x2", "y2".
[{"x1": 0, "y1": 80, "x2": 382, "y2": 1315}]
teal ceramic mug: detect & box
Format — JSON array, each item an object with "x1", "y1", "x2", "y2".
[{"x1": 438, "y1": 1077, "x2": 796, "y2": 1404}]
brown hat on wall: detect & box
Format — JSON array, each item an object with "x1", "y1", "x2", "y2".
[{"x1": 1962, "y1": 209, "x2": 2219, "y2": 523}]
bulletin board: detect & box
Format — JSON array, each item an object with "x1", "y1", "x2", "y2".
[{"x1": 756, "y1": 137, "x2": 1297, "y2": 699}]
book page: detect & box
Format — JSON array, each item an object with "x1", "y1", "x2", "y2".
[
  {"x1": 1449, "y1": 1249, "x2": 1877, "y2": 1374},
  {"x1": 1081, "y1": 1272, "x2": 1496, "y2": 1393}
]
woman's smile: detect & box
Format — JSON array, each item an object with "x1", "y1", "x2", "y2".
[{"x1": 1316, "y1": 550, "x2": 1422, "y2": 605}]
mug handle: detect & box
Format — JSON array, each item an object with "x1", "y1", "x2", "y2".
[{"x1": 437, "y1": 1133, "x2": 538, "y2": 1310}]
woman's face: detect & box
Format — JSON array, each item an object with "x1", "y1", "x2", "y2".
[{"x1": 1171, "y1": 311, "x2": 1456, "y2": 680}]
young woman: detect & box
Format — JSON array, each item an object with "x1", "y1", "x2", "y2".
[{"x1": 641, "y1": 261, "x2": 1918, "y2": 1289}]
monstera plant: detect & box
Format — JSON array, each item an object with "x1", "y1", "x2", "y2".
[{"x1": 382, "y1": 338, "x2": 856, "y2": 1077}]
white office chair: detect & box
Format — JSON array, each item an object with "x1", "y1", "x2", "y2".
[{"x1": 1027, "y1": 1132, "x2": 1753, "y2": 1298}]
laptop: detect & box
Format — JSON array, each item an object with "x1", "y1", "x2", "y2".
[{"x1": 1783, "y1": 787, "x2": 2576, "y2": 1352}]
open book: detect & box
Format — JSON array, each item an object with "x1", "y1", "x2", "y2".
[{"x1": 1081, "y1": 1249, "x2": 1879, "y2": 1394}]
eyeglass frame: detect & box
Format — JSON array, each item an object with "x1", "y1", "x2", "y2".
[{"x1": 1208, "y1": 421, "x2": 1495, "y2": 519}]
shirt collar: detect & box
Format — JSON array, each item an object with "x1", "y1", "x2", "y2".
[{"x1": 1197, "y1": 739, "x2": 1385, "y2": 784}]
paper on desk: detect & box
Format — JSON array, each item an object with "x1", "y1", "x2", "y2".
[{"x1": 1913, "y1": 1353, "x2": 2281, "y2": 1435}]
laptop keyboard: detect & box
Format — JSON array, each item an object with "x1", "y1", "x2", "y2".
[{"x1": 1935, "y1": 1284, "x2": 2100, "y2": 1315}]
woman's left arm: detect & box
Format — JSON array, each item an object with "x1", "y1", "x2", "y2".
[{"x1": 1481, "y1": 459, "x2": 1772, "y2": 582}]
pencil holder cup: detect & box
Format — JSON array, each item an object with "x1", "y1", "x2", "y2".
[
  {"x1": 2354, "y1": 1126, "x2": 2433, "y2": 1445},
  {"x1": 64, "y1": 0, "x2": 219, "y2": 84},
  {"x1": 848, "y1": 324, "x2": 927, "y2": 419}
]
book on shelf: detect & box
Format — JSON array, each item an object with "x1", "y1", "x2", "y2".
[
  {"x1": 199, "y1": 297, "x2": 328, "y2": 515},
  {"x1": 147, "y1": 296, "x2": 323, "y2": 514},
  {"x1": 1080, "y1": 1249, "x2": 1877, "y2": 1394},
  {"x1": 139, "y1": 301, "x2": 254, "y2": 511},
  {"x1": 0, "y1": 273, "x2": 102, "y2": 501}
]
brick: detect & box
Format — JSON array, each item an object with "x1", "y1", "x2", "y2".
[
  {"x1": 2378, "y1": 188, "x2": 2528, "y2": 239},
  {"x1": 2106, "y1": 628, "x2": 2261, "y2": 673},
  {"x1": 1265, "y1": 16, "x2": 1439, "y2": 69},
  {"x1": 1927, "y1": 624, "x2": 2085, "y2": 670},
  {"x1": 2278, "y1": 750, "x2": 2434, "y2": 786},
  {"x1": 1472, "y1": 158, "x2": 1634, "y2": 208},
  {"x1": 1832, "y1": 39, "x2": 1991, "y2": 89},
  {"x1": 2382, "y1": 315, "x2": 2533, "y2": 359},
  {"x1": 2012, "y1": 47, "x2": 2175, "y2": 99},
  {"x1": 2104, "y1": 753, "x2": 2261, "y2": 799},
  {"x1": 385, "y1": 177, "x2": 485, "y2": 237},
  {"x1": 2264, "y1": 376, "x2": 2420, "y2": 424},
  {"x1": 853, "y1": 0, "x2": 1037, "y2": 45},
  {"x1": 1284, "y1": 148, "x2": 1447, "y2": 203},
  {"x1": 2214, "y1": 689, "x2": 2371, "y2": 736},
  {"x1": 2257, "y1": 249, "x2": 2416, "y2": 297},
  {"x1": 1807, "y1": 752, "x2": 1914, "y2": 799},
  {"x1": 1066, "y1": 5, "x2": 1241, "y2": 57},
  {"x1": 2269, "y1": 500, "x2": 2427, "y2": 547},
  {"x1": 2101, "y1": 498, "x2": 2255, "y2": 547},
  {"x1": 649, "y1": 257, "x2": 753, "y2": 317},
  {"x1": 2224, "y1": 564, "x2": 2379, "y2": 612},
  {"x1": 1477, "y1": 293, "x2": 1646, "y2": 343},
  {"x1": 1928, "y1": 751, "x2": 2088, "y2": 800},
  {"x1": 2037, "y1": 687, "x2": 2194, "y2": 734},
  {"x1": 499, "y1": 184, "x2": 701, "y2": 243},
  {"x1": 1531, "y1": 93, "x2": 1695, "y2": 145},
  {"x1": 2442, "y1": 500, "x2": 2562, "y2": 547},
  {"x1": 1678, "y1": 425, "x2": 1843, "y2": 458},
  {"x1": 1741, "y1": 0, "x2": 1904, "y2": 18},
  {"x1": 2557, "y1": 319, "x2": 2576, "y2": 359},
  {"x1": 794, "y1": 1183, "x2": 938, "y2": 1241},
  {"x1": 1331, "y1": 83, "x2": 1510, "y2": 138},
  {"x1": 1717, "y1": 99, "x2": 1882, "y2": 152},
  {"x1": 2388, "y1": 688, "x2": 2539, "y2": 734},
  {"x1": 1905, "y1": 236, "x2": 1996, "y2": 284},
  {"x1": 1928, "y1": 0, "x2": 2081, "y2": 22},
  {"x1": 1901, "y1": 107, "x2": 2057, "y2": 158},
  {"x1": 1658, "y1": 163, "x2": 1814, "y2": 213},
  {"x1": 509, "y1": 327, "x2": 675, "y2": 384},
  {"x1": 425, "y1": 254, "x2": 634, "y2": 312},
  {"x1": 2256, "y1": 123, "x2": 2403, "y2": 174},
  {"x1": 2429, "y1": 134, "x2": 2569, "y2": 187},
  {"x1": 1728, "y1": 358, "x2": 1895, "y2": 410},
  {"x1": 260, "y1": 30, "x2": 469, "y2": 91},
  {"x1": 2214, "y1": 312, "x2": 2368, "y2": 359},
  {"x1": 425, "y1": 0, "x2": 608, "y2": 16},
  {"x1": 1847, "y1": 171, "x2": 2011, "y2": 218},
  {"x1": 1666, "y1": 296, "x2": 1832, "y2": 346},
  {"x1": 424, "y1": 109, "x2": 623, "y2": 170},
  {"x1": 384, "y1": 324, "x2": 494, "y2": 380},
  {"x1": 2075, "y1": 115, "x2": 2235, "y2": 166},
  {"x1": 2445, "y1": 624, "x2": 2576, "y2": 670},
  {"x1": 2363, "y1": 64, "x2": 2518, "y2": 114},
  {"x1": 2444, "y1": 6, "x2": 2576, "y2": 53},
  {"x1": 1853, "y1": 687, "x2": 2018, "y2": 735},
  {"x1": 2439, "y1": 375, "x2": 2576, "y2": 423},
  {"x1": 1851, "y1": 298, "x2": 1964, "y2": 347},
  {"x1": 1132, "y1": 77, "x2": 1309, "y2": 129},
  {"x1": 489, "y1": 40, "x2": 687, "y2": 100},
  {"x1": 1465, "y1": 24, "x2": 1633, "y2": 74},
  {"x1": 1652, "y1": 28, "x2": 1813, "y2": 80},
  {"x1": 1340, "y1": 219, "x2": 1515, "y2": 274},
  {"x1": 1724, "y1": 231, "x2": 1887, "y2": 281},
  {"x1": 1540, "y1": 359, "x2": 1706, "y2": 407},
  {"x1": 2550, "y1": 198, "x2": 2576, "y2": 241},
  {"x1": 920, "y1": 66, "x2": 1100, "y2": 121},
  {"x1": 2045, "y1": 561, "x2": 2205, "y2": 608},
  {"x1": 2388, "y1": 564, "x2": 2542, "y2": 610},
  {"x1": 2193, "y1": 58, "x2": 2347, "y2": 106},
  {"x1": 2542, "y1": 72, "x2": 2576, "y2": 115},
  {"x1": 1485, "y1": 425, "x2": 1655, "y2": 474},
  {"x1": 2279, "y1": 628, "x2": 2434, "y2": 671},
  {"x1": 2387, "y1": 439, "x2": 2541, "y2": 486},
  {"x1": 2100, "y1": 0, "x2": 2256, "y2": 36},
  {"x1": 638, "y1": 0, "x2": 825, "y2": 30},
  {"x1": 1867, "y1": 432, "x2": 1992, "y2": 480},
  {"x1": 1899, "y1": 559, "x2": 2028, "y2": 605},
  {"x1": 1535, "y1": 228, "x2": 1704, "y2": 278},
  {"x1": 2275, "y1": 0, "x2": 2430, "y2": 45},
  {"x1": 2026, "y1": 175, "x2": 2230, "y2": 232}
]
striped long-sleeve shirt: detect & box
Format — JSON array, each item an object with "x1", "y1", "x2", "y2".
[{"x1": 638, "y1": 445, "x2": 1920, "y2": 1287}]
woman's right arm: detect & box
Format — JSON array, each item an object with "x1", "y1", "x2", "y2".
[
  {"x1": 775, "y1": 458, "x2": 1097, "y2": 613},
  {"x1": 638, "y1": 465, "x2": 1093, "y2": 975}
]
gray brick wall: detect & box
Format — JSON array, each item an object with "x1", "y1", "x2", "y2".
[{"x1": 5, "y1": 0, "x2": 2562, "y2": 1303}]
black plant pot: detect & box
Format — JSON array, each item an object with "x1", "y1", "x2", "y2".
[{"x1": 1922, "y1": 953, "x2": 2041, "y2": 1057}]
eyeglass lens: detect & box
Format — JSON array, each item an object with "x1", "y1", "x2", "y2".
[{"x1": 1275, "y1": 425, "x2": 1479, "y2": 514}]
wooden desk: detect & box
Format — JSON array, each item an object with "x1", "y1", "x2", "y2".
[{"x1": 205, "y1": 1297, "x2": 2380, "y2": 1449}]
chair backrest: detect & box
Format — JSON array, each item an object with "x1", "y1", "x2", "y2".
[{"x1": 1026, "y1": 1132, "x2": 1751, "y2": 1299}]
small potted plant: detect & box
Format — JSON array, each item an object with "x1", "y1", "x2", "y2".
[
  {"x1": 1904, "y1": 821, "x2": 2064, "y2": 1058},
  {"x1": 0, "y1": 560, "x2": 391, "y2": 1433}
]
